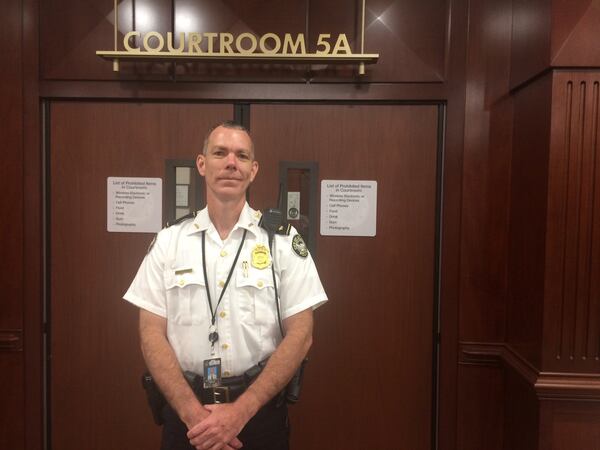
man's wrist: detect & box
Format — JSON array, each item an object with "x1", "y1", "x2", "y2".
[
  {"x1": 180, "y1": 401, "x2": 210, "y2": 429},
  {"x1": 234, "y1": 389, "x2": 262, "y2": 422}
]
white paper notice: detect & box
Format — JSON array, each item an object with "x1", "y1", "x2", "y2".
[
  {"x1": 107, "y1": 177, "x2": 162, "y2": 233},
  {"x1": 320, "y1": 180, "x2": 377, "y2": 236}
]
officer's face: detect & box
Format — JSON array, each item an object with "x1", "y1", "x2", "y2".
[{"x1": 196, "y1": 126, "x2": 259, "y2": 202}]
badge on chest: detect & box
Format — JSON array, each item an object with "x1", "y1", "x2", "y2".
[{"x1": 251, "y1": 244, "x2": 271, "y2": 269}]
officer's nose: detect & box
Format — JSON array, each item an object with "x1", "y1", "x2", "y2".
[{"x1": 225, "y1": 152, "x2": 237, "y2": 169}]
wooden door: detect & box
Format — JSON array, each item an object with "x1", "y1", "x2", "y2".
[
  {"x1": 49, "y1": 102, "x2": 232, "y2": 449},
  {"x1": 250, "y1": 104, "x2": 440, "y2": 450},
  {"x1": 49, "y1": 102, "x2": 440, "y2": 450}
]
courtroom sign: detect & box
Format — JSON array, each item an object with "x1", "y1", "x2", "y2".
[{"x1": 97, "y1": 0, "x2": 378, "y2": 74}]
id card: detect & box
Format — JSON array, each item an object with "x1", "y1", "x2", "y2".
[{"x1": 203, "y1": 358, "x2": 222, "y2": 388}]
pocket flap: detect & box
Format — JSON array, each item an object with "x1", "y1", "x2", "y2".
[
  {"x1": 164, "y1": 267, "x2": 205, "y2": 289},
  {"x1": 236, "y1": 268, "x2": 274, "y2": 290}
]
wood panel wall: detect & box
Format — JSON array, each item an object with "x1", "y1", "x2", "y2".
[
  {"x1": 0, "y1": 0, "x2": 25, "y2": 448},
  {"x1": 504, "y1": 3, "x2": 600, "y2": 449},
  {"x1": 456, "y1": 1, "x2": 516, "y2": 449},
  {"x1": 508, "y1": 73, "x2": 553, "y2": 368},
  {"x1": 4, "y1": 0, "x2": 600, "y2": 449},
  {"x1": 39, "y1": 0, "x2": 450, "y2": 83}
]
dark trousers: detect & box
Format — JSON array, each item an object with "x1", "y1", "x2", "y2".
[{"x1": 160, "y1": 399, "x2": 289, "y2": 450}]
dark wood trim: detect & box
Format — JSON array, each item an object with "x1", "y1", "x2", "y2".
[
  {"x1": 23, "y1": 0, "x2": 43, "y2": 447},
  {"x1": 501, "y1": 345, "x2": 540, "y2": 387},
  {"x1": 39, "y1": 80, "x2": 450, "y2": 102},
  {"x1": 436, "y1": 0, "x2": 469, "y2": 448},
  {"x1": 459, "y1": 342, "x2": 504, "y2": 367},
  {"x1": 535, "y1": 374, "x2": 600, "y2": 401},
  {"x1": 460, "y1": 342, "x2": 600, "y2": 401},
  {"x1": 436, "y1": 0, "x2": 469, "y2": 450}
]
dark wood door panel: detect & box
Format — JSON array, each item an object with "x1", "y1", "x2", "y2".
[
  {"x1": 49, "y1": 102, "x2": 232, "y2": 450},
  {"x1": 0, "y1": 353, "x2": 25, "y2": 450},
  {"x1": 250, "y1": 104, "x2": 439, "y2": 450}
]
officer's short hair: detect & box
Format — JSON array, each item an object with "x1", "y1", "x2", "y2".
[{"x1": 202, "y1": 120, "x2": 254, "y2": 157}]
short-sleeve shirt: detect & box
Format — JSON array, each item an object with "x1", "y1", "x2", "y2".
[{"x1": 124, "y1": 203, "x2": 328, "y2": 376}]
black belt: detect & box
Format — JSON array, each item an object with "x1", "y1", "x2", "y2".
[
  {"x1": 197, "y1": 374, "x2": 248, "y2": 405},
  {"x1": 142, "y1": 360, "x2": 276, "y2": 425}
]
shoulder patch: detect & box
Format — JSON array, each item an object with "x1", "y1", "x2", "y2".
[{"x1": 292, "y1": 234, "x2": 309, "y2": 258}]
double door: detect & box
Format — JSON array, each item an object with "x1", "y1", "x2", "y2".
[{"x1": 48, "y1": 101, "x2": 440, "y2": 449}]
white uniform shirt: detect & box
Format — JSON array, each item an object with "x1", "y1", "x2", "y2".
[{"x1": 124, "y1": 203, "x2": 328, "y2": 376}]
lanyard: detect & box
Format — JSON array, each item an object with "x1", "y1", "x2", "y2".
[{"x1": 201, "y1": 228, "x2": 247, "y2": 349}]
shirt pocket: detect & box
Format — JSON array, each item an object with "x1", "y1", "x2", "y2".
[
  {"x1": 235, "y1": 268, "x2": 278, "y2": 327},
  {"x1": 163, "y1": 268, "x2": 208, "y2": 326}
]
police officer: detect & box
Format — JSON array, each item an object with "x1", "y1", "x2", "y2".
[{"x1": 124, "y1": 121, "x2": 327, "y2": 450}]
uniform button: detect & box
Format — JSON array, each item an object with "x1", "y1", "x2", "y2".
[
  {"x1": 221, "y1": 344, "x2": 229, "y2": 350},
  {"x1": 218, "y1": 280, "x2": 225, "y2": 288},
  {"x1": 194, "y1": 223, "x2": 199, "y2": 229},
  {"x1": 223, "y1": 371, "x2": 231, "y2": 377},
  {"x1": 257, "y1": 280, "x2": 264, "y2": 288},
  {"x1": 179, "y1": 279, "x2": 185, "y2": 286},
  {"x1": 219, "y1": 311, "x2": 227, "y2": 318},
  {"x1": 220, "y1": 250, "x2": 227, "y2": 257}
]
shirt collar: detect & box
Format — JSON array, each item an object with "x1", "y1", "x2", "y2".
[{"x1": 187, "y1": 202, "x2": 262, "y2": 237}]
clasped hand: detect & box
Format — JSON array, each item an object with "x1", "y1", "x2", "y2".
[{"x1": 187, "y1": 403, "x2": 248, "y2": 450}]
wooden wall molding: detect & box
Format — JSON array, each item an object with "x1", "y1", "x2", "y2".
[
  {"x1": 39, "y1": 80, "x2": 450, "y2": 102},
  {"x1": 460, "y1": 342, "x2": 600, "y2": 401},
  {"x1": 536, "y1": 373, "x2": 600, "y2": 401},
  {"x1": 459, "y1": 341, "x2": 504, "y2": 367}
]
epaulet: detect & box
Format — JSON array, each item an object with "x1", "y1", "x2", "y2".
[
  {"x1": 275, "y1": 223, "x2": 291, "y2": 235},
  {"x1": 165, "y1": 211, "x2": 197, "y2": 228}
]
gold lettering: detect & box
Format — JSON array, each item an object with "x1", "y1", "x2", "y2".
[
  {"x1": 220, "y1": 33, "x2": 234, "y2": 54},
  {"x1": 123, "y1": 31, "x2": 141, "y2": 53},
  {"x1": 236, "y1": 32, "x2": 258, "y2": 54},
  {"x1": 188, "y1": 33, "x2": 202, "y2": 53},
  {"x1": 258, "y1": 33, "x2": 281, "y2": 54},
  {"x1": 282, "y1": 33, "x2": 306, "y2": 54},
  {"x1": 167, "y1": 32, "x2": 185, "y2": 53},
  {"x1": 332, "y1": 33, "x2": 352, "y2": 54},
  {"x1": 114, "y1": 31, "x2": 362, "y2": 60},
  {"x1": 204, "y1": 32, "x2": 218, "y2": 53},
  {"x1": 315, "y1": 33, "x2": 331, "y2": 55},
  {"x1": 143, "y1": 31, "x2": 165, "y2": 52}
]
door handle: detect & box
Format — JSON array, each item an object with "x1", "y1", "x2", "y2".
[{"x1": 0, "y1": 330, "x2": 23, "y2": 351}]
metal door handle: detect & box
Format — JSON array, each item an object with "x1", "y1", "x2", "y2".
[{"x1": 0, "y1": 330, "x2": 23, "y2": 351}]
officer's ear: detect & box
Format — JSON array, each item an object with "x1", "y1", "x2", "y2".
[
  {"x1": 196, "y1": 153, "x2": 206, "y2": 177},
  {"x1": 250, "y1": 160, "x2": 259, "y2": 183}
]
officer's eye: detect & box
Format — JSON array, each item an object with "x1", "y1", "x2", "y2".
[{"x1": 237, "y1": 152, "x2": 250, "y2": 161}]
